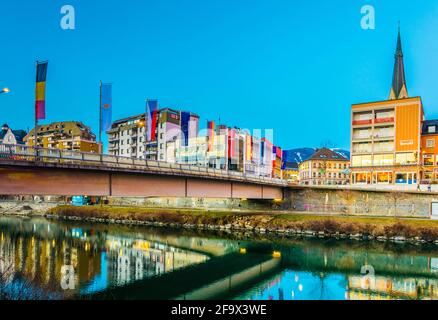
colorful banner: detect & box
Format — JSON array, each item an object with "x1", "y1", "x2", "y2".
[
  {"x1": 101, "y1": 83, "x2": 112, "y2": 131},
  {"x1": 260, "y1": 139, "x2": 265, "y2": 162},
  {"x1": 228, "y1": 128, "x2": 236, "y2": 158},
  {"x1": 35, "y1": 61, "x2": 48, "y2": 120},
  {"x1": 272, "y1": 146, "x2": 277, "y2": 167},
  {"x1": 181, "y1": 111, "x2": 190, "y2": 146},
  {"x1": 207, "y1": 120, "x2": 215, "y2": 152},
  {"x1": 146, "y1": 100, "x2": 158, "y2": 141}
]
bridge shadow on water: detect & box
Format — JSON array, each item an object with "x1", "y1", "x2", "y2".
[{"x1": 1, "y1": 215, "x2": 438, "y2": 300}]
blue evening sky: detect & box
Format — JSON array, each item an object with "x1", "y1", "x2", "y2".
[{"x1": 1, "y1": 0, "x2": 438, "y2": 149}]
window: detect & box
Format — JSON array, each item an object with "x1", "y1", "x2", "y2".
[
  {"x1": 374, "y1": 141, "x2": 394, "y2": 152},
  {"x1": 428, "y1": 126, "x2": 436, "y2": 133},
  {"x1": 373, "y1": 154, "x2": 394, "y2": 166},
  {"x1": 354, "y1": 173, "x2": 369, "y2": 184},
  {"x1": 427, "y1": 139, "x2": 435, "y2": 148},
  {"x1": 396, "y1": 152, "x2": 416, "y2": 165},
  {"x1": 352, "y1": 155, "x2": 372, "y2": 167},
  {"x1": 375, "y1": 172, "x2": 392, "y2": 184},
  {"x1": 353, "y1": 142, "x2": 371, "y2": 153},
  {"x1": 424, "y1": 155, "x2": 434, "y2": 166}
]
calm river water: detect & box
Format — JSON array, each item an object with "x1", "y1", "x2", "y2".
[{"x1": 0, "y1": 215, "x2": 437, "y2": 300}]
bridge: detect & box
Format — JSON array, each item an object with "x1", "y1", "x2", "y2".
[{"x1": 0, "y1": 145, "x2": 286, "y2": 200}]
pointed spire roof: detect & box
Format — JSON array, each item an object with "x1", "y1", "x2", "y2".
[{"x1": 389, "y1": 25, "x2": 408, "y2": 100}]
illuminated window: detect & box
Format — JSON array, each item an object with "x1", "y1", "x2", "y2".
[
  {"x1": 424, "y1": 155, "x2": 434, "y2": 166},
  {"x1": 352, "y1": 155, "x2": 372, "y2": 167},
  {"x1": 354, "y1": 172, "x2": 369, "y2": 184},
  {"x1": 375, "y1": 172, "x2": 392, "y2": 184},
  {"x1": 373, "y1": 154, "x2": 394, "y2": 166},
  {"x1": 395, "y1": 153, "x2": 416, "y2": 165}
]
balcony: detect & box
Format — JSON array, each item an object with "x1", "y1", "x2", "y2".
[
  {"x1": 374, "y1": 117, "x2": 394, "y2": 124},
  {"x1": 373, "y1": 147, "x2": 394, "y2": 153},
  {"x1": 352, "y1": 119, "x2": 372, "y2": 126},
  {"x1": 352, "y1": 134, "x2": 372, "y2": 141}
]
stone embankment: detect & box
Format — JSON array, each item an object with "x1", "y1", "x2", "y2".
[{"x1": 46, "y1": 205, "x2": 438, "y2": 245}]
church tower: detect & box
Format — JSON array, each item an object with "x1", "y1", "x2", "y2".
[{"x1": 389, "y1": 26, "x2": 409, "y2": 100}]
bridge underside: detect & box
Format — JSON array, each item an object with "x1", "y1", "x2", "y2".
[{"x1": 0, "y1": 167, "x2": 284, "y2": 199}]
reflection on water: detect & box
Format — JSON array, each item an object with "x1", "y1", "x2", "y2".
[
  {"x1": 0, "y1": 215, "x2": 438, "y2": 300},
  {"x1": 0, "y1": 216, "x2": 210, "y2": 298},
  {"x1": 236, "y1": 271, "x2": 348, "y2": 300},
  {"x1": 236, "y1": 269, "x2": 438, "y2": 300}
]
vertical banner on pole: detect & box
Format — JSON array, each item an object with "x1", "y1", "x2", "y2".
[
  {"x1": 146, "y1": 100, "x2": 158, "y2": 141},
  {"x1": 181, "y1": 111, "x2": 190, "y2": 147},
  {"x1": 35, "y1": 61, "x2": 48, "y2": 120},
  {"x1": 100, "y1": 83, "x2": 112, "y2": 131},
  {"x1": 34, "y1": 61, "x2": 48, "y2": 150}
]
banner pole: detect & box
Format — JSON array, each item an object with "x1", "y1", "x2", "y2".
[
  {"x1": 34, "y1": 61, "x2": 38, "y2": 156},
  {"x1": 99, "y1": 81, "x2": 102, "y2": 153}
]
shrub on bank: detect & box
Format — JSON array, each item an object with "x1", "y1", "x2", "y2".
[{"x1": 46, "y1": 205, "x2": 438, "y2": 242}]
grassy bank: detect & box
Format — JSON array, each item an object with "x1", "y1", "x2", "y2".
[{"x1": 47, "y1": 205, "x2": 438, "y2": 242}]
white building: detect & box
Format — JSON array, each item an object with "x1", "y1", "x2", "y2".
[
  {"x1": 0, "y1": 124, "x2": 26, "y2": 145},
  {"x1": 107, "y1": 114, "x2": 146, "y2": 158},
  {"x1": 107, "y1": 108, "x2": 199, "y2": 161}
]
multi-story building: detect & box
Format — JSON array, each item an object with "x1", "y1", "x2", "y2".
[
  {"x1": 350, "y1": 29, "x2": 425, "y2": 186},
  {"x1": 282, "y1": 161, "x2": 299, "y2": 184},
  {"x1": 107, "y1": 108, "x2": 199, "y2": 161},
  {"x1": 420, "y1": 120, "x2": 438, "y2": 183},
  {"x1": 0, "y1": 124, "x2": 26, "y2": 145},
  {"x1": 299, "y1": 148, "x2": 349, "y2": 185},
  {"x1": 272, "y1": 146, "x2": 283, "y2": 179},
  {"x1": 173, "y1": 136, "x2": 209, "y2": 166},
  {"x1": 107, "y1": 114, "x2": 146, "y2": 158},
  {"x1": 156, "y1": 108, "x2": 199, "y2": 162},
  {"x1": 24, "y1": 121, "x2": 99, "y2": 153}
]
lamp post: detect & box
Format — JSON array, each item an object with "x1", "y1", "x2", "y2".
[{"x1": 0, "y1": 87, "x2": 10, "y2": 94}]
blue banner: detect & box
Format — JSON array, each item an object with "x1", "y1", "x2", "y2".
[
  {"x1": 101, "y1": 83, "x2": 112, "y2": 131},
  {"x1": 181, "y1": 111, "x2": 190, "y2": 146}
]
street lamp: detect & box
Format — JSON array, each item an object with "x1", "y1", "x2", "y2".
[{"x1": 0, "y1": 87, "x2": 10, "y2": 94}]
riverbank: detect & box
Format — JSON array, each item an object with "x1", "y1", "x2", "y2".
[{"x1": 45, "y1": 205, "x2": 438, "y2": 244}]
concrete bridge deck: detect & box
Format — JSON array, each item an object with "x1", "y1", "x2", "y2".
[{"x1": 0, "y1": 145, "x2": 285, "y2": 199}]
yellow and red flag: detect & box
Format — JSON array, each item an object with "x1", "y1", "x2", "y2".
[{"x1": 35, "y1": 61, "x2": 48, "y2": 120}]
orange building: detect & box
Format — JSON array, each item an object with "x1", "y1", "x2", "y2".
[
  {"x1": 350, "y1": 29, "x2": 428, "y2": 187},
  {"x1": 420, "y1": 121, "x2": 438, "y2": 183}
]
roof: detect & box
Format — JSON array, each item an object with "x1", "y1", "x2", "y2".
[
  {"x1": 12, "y1": 130, "x2": 27, "y2": 144},
  {"x1": 422, "y1": 120, "x2": 438, "y2": 135},
  {"x1": 282, "y1": 161, "x2": 299, "y2": 170},
  {"x1": 307, "y1": 148, "x2": 349, "y2": 162},
  {"x1": 0, "y1": 124, "x2": 27, "y2": 144},
  {"x1": 112, "y1": 113, "x2": 145, "y2": 125},
  {"x1": 390, "y1": 27, "x2": 408, "y2": 100}
]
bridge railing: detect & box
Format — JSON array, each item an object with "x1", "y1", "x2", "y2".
[{"x1": 0, "y1": 144, "x2": 287, "y2": 186}]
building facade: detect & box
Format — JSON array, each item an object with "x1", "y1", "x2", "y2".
[
  {"x1": 420, "y1": 120, "x2": 438, "y2": 184},
  {"x1": 107, "y1": 108, "x2": 199, "y2": 161},
  {"x1": 349, "y1": 29, "x2": 434, "y2": 187},
  {"x1": 282, "y1": 161, "x2": 299, "y2": 184},
  {"x1": 24, "y1": 121, "x2": 99, "y2": 153},
  {"x1": 0, "y1": 124, "x2": 26, "y2": 145},
  {"x1": 299, "y1": 148, "x2": 349, "y2": 185},
  {"x1": 107, "y1": 114, "x2": 146, "y2": 158}
]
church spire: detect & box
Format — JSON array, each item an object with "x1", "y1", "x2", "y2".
[{"x1": 389, "y1": 24, "x2": 408, "y2": 100}]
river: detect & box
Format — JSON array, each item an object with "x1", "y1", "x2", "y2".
[{"x1": 0, "y1": 215, "x2": 437, "y2": 300}]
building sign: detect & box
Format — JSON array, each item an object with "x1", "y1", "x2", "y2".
[{"x1": 400, "y1": 140, "x2": 414, "y2": 146}]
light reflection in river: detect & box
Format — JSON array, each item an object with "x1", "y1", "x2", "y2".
[
  {"x1": 1, "y1": 215, "x2": 438, "y2": 300},
  {"x1": 0, "y1": 216, "x2": 210, "y2": 298}
]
